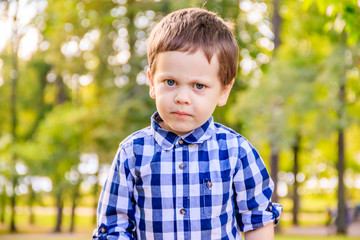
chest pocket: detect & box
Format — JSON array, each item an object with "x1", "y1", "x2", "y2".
[{"x1": 202, "y1": 176, "x2": 231, "y2": 217}]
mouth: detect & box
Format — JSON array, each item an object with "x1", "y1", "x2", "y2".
[{"x1": 172, "y1": 111, "x2": 191, "y2": 118}]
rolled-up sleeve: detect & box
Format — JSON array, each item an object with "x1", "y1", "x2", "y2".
[
  {"x1": 94, "y1": 146, "x2": 136, "y2": 240},
  {"x1": 233, "y1": 137, "x2": 282, "y2": 232}
]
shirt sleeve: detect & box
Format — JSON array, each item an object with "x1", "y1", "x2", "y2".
[
  {"x1": 233, "y1": 137, "x2": 282, "y2": 232},
  {"x1": 95, "y1": 146, "x2": 136, "y2": 240}
]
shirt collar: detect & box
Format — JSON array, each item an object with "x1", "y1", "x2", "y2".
[{"x1": 151, "y1": 112, "x2": 215, "y2": 150}]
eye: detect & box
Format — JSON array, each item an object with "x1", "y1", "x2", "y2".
[
  {"x1": 195, "y1": 83, "x2": 205, "y2": 90},
  {"x1": 165, "y1": 79, "x2": 175, "y2": 86}
]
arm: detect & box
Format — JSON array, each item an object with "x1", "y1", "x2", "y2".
[
  {"x1": 244, "y1": 223, "x2": 274, "y2": 240},
  {"x1": 233, "y1": 137, "x2": 282, "y2": 233},
  {"x1": 96, "y1": 147, "x2": 136, "y2": 240}
]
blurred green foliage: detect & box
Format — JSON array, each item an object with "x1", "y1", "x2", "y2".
[{"x1": 0, "y1": 0, "x2": 359, "y2": 234}]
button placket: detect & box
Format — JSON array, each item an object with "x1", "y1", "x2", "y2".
[
  {"x1": 181, "y1": 139, "x2": 190, "y2": 220},
  {"x1": 180, "y1": 208, "x2": 186, "y2": 215},
  {"x1": 179, "y1": 163, "x2": 185, "y2": 170}
]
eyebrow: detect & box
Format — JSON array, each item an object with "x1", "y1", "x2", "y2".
[
  {"x1": 155, "y1": 73, "x2": 176, "y2": 79},
  {"x1": 156, "y1": 72, "x2": 210, "y2": 84}
]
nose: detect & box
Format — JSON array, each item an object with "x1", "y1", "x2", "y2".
[{"x1": 174, "y1": 87, "x2": 191, "y2": 104}]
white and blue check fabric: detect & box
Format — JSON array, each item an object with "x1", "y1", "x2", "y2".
[{"x1": 94, "y1": 112, "x2": 282, "y2": 240}]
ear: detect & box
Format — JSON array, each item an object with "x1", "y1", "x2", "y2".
[
  {"x1": 147, "y1": 69, "x2": 156, "y2": 99},
  {"x1": 217, "y1": 80, "x2": 234, "y2": 107}
]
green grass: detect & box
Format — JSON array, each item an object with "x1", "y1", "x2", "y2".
[
  {"x1": 279, "y1": 212, "x2": 330, "y2": 228},
  {"x1": 0, "y1": 235, "x2": 89, "y2": 240},
  {"x1": 279, "y1": 195, "x2": 337, "y2": 213},
  {"x1": 275, "y1": 236, "x2": 359, "y2": 240},
  {"x1": 0, "y1": 198, "x2": 357, "y2": 240},
  {"x1": 0, "y1": 234, "x2": 358, "y2": 240},
  {"x1": 0, "y1": 209, "x2": 96, "y2": 234}
]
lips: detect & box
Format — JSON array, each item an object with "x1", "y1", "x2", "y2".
[{"x1": 172, "y1": 111, "x2": 191, "y2": 118}]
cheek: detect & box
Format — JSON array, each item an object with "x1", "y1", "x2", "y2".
[
  {"x1": 159, "y1": 88, "x2": 176, "y2": 100},
  {"x1": 156, "y1": 94, "x2": 170, "y2": 108},
  {"x1": 198, "y1": 97, "x2": 218, "y2": 113}
]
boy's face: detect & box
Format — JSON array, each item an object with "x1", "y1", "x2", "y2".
[{"x1": 148, "y1": 50, "x2": 233, "y2": 136}]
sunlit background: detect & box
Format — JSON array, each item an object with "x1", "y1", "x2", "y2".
[{"x1": 0, "y1": 0, "x2": 360, "y2": 238}]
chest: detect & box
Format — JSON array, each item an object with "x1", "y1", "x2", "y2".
[{"x1": 132, "y1": 142, "x2": 238, "y2": 189}]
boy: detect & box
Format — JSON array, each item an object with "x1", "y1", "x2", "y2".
[{"x1": 93, "y1": 8, "x2": 282, "y2": 240}]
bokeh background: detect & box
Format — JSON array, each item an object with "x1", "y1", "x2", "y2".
[{"x1": 0, "y1": 0, "x2": 360, "y2": 239}]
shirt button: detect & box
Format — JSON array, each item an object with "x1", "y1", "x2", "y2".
[
  {"x1": 100, "y1": 227, "x2": 106, "y2": 233},
  {"x1": 206, "y1": 181, "x2": 212, "y2": 189},
  {"x1": 179, "y1": 139, "x2": 184, "y2": 145},
  {"x1": 180, "y1": 209, "x2": 186, "y2": 215},
  {"x1": 179, "y1": 163, "x2": 185, "y2": 170}
]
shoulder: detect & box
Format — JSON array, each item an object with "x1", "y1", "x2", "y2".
[
  {"x1": 113, "y1": 126, "x2": 154, "y2": 171},
  {"x1": 213, "y1": 122, "x2": 246, "y2": 143},
  {"x1": 118, "y1": 126, "x2": 154, "y2": 152},
  {"x1": 213, "y1": 122, "x2": 257, "y2": 156},
  {"x1": 214, "y1": 122, "x2": 240, "y2": 136}
]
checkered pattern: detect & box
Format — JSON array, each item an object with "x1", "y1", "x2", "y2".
[{"x1": 94, "y1": 112, "x2": 282, "y2": 240}]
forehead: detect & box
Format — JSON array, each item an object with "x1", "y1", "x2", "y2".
[
  {"x1": 156, "y1": 50, "x2": 219, "y2": 73},
  {"x1": 154, "y1": 50, "x2": 220, "y2": 82}
]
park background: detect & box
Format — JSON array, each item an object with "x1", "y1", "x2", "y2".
[{"x1": 0, "y1": 0, "x2": 360, "y2": 239}]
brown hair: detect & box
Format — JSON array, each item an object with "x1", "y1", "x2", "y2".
[{"x1": 147, "y1": 8, "x2": 239, "y2": 86}]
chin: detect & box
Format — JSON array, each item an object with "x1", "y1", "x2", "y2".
[
  {"x1": 171, "y1": 127, "x2": 193, "y2": 135},
  {"x1": 174, "y1": 129, "x2": 191, "y2": 135}
]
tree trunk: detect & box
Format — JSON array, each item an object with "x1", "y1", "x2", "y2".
[
  {"x1": 270, "y1": 143, "x2": 279, "y2": 203},
  {"x1": 9, "y1": 175, "x2": 17, "y2": 232},
  {"x1": 292, "y1": 133, "x2": 301, "y2": 226},
  {"x1": 336, "y1": 77, "x2": 346, "y2": 234},
  {"x1": 69, "y1": 184, "x2": 80, "y2": 233},
  {"x1": 269, "y1": 0, "x2": 282, "y2": 206},
  {"x1": 54, "y1": 194, "x2": 64, "y2": 233},
  {"x1": 93, "y1": 172, "x2": 99, "y2": 225},
  {"x1": 272, "y1": 0, "x2": 281, "y2": 49},
  {"x1": 24, "y1": 62, "x2": 50, "y2": 140},
  {"x1": 28, "y1": 186, "x2": 35, "y2": 225},
  {"x1": 9, "y1": 57, "x2": 18, "y2": 232},
  {"x1": 56, "y1": 76, "x2": 69, "y2": 104},
  {"x1": 70, "y1": 199, "x2": 76, "y2": 232},
  {"x1": 9, "y1": 0, "x2": 20, "y2": 231},
  {"x1": 0, "y1": 186, "x2": 5, "y2": 223}
]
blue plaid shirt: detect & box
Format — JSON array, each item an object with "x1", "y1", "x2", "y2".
[{"x1": 94, "y1": 112, "x2": 282, "y2": 240}]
